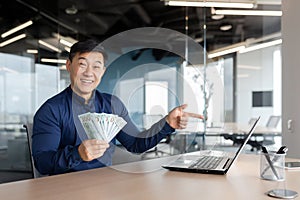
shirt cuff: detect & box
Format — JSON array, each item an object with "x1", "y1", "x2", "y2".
[
  {"x1": 71, "y1": 145, "x2": 83, "y2": 164},
  {"x1": 160, "y1": 117, "x2": 175, "y2": 134}
]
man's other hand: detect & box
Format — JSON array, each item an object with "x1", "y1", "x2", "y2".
[{"x1": 166, "y1": 104, "x2": 204, "y2": 129}]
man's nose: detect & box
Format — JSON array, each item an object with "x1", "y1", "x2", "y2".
[{"x1": 83, "y1": 65, "x2": 93, "y2": 75}]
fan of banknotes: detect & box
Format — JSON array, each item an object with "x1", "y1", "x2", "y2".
[{"x1": 78, "y1": 112, "x2": 127, "y2": 142}]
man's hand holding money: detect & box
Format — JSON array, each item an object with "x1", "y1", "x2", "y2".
[{"x1": 78, "y1": 139, "x2": 110, "y2": 161}]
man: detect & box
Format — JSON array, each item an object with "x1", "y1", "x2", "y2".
[{"x1": 32, "y1": 39, "x2": 204, "y2": 175}]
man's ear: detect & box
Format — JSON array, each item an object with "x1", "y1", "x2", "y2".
[{"x1": 66, "y1": 59, "x2": 71, "y2": 72}]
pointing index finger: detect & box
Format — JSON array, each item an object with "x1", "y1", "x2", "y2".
[{"x1": 183, "y1": 112, "x2": 204, "y2": 119}]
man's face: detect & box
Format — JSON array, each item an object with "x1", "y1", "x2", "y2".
[{"x1": 66, "y1": 52, "x2": 105, "y2": 100}]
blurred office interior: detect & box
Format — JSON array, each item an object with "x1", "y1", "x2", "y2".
[{"x1": 0, "y1": 0, "x2": 282, "y2": 183}]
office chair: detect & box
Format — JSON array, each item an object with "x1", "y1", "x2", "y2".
[
  {"x1": 248, "y1": 118, "x2": 258, "y2": 126},
  {"x1": 23, "y1": 124, "x2": 45, "y2": 178},
  {"x1": 263, "y1": 115, "x2": 281, "y2": 146},
  {"x1": 222, "y1": 117, "x2": 260, "y2": 148},
  {"x1": 247, "y1": 115, "x2": 281, "y2": 151},
  {"x1": 246, "y1": 117, "x2": 264, "y2": 151},
  {"x1": 141, "y1": 114, "x2": 171, "y2": 159}
]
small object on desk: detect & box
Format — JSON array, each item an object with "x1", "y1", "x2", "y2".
[
  {"x1": 261, "y1": 146, "x2": 288, "y2": 179},
  {"x1": 285, "y1": 161, "x2": 300, "y2": 170},
  {"x1": 276, "y1": 146, "x2": 288, "y2": 154},
  {"x1": 267, "y1": 189, "x2": 298, "y2": 199},
  {"x1": 261, "y1": 146, "x2": 281, "y2": 180}
]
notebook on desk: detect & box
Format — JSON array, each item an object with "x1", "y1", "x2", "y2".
[{"x1": 162, "y1": 117, "x2": 260, "y2": 175}]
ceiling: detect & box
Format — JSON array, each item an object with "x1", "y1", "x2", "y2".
[{"x1": 0, "y1": 0, "x2": 281, "y2": 61}]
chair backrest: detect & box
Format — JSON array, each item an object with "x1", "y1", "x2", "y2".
[
  {"x1": 23, "y1": 124, "x2": 44, "y2": 178},
  {"x1": 266, "y1": 115, "x2": 281, "y2": 128},
  {"x1": 248, "y1": 118, "x2": 258, "y2": 126}
]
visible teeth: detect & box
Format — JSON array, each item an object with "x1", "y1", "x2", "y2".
[{"x1": 82, "y1": 80, "x2": 93, "y2": 83}]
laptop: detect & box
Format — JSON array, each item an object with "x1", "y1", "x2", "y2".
[{"x1": 162, "y1": 117, "x2": 260, "y2": 175}]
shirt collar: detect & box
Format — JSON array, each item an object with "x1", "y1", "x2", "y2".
[{"x1": 68, "y1": 85, "x2": 96, "y2": 106}]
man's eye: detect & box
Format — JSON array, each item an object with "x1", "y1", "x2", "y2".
[
  {"x1": 93, "y1": 66, "x2": 102, "y2": 69},
  {"x1": 79, "y1": 63, "x2": 87, "y2": 67}
]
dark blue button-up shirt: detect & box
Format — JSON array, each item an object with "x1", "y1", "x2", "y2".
[{"x1": 32, "y1": 86, "x2": 174, "y2": 175}]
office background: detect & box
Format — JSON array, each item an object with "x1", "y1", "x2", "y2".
[{"x1": 0, "y1": 0, "x2": 291, "y2": 183}]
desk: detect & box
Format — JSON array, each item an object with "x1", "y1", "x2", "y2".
[
  {"x1": 206, "y1": 123, "x2": 281, "y2": 151},
  {"x1": 0, "y1": 154, "x2": 299, "y2": 200},
  {"x1": 176, "y1": 123, "x2": 281, "y2": 152},
  {"x1": 206, "y1": 123, "x2": 281, "y2": 135},
  {"x1": 177, "y1": 122, "x2": 281, "y2": 135}
]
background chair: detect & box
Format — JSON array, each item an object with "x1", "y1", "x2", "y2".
[
  {"x1": 248, "y1": 118, "x2": 258, "y2": 126},
  {"x1": 247, "y1": 115, "x2": 281, "y2": 151},
  {"x1": 262, "y1": 115, "x2": 281, "y2": 146},
  {"x1": 266, "y1": 115, "x2": 281, "y2": 128},
  {"x1": 221, "y1": 118, "x2": 259, "y2": 149},
  {"x1": 23, "y1": 124, "x2": 45, "y2": 178}
]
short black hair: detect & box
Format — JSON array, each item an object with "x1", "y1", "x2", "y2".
[{"x1": 68, "y1": 39, "x2": 107, "y2": 62}]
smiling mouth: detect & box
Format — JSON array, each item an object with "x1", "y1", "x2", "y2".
[{"x1": 81, "y1": 79, "x2": 94, "y2": 84}]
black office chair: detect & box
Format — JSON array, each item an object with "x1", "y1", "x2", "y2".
[
  {"x1": 23, "y1": 124, "x2": 45, "y2": 178},
  {"x1": 247, "y1": 117, "x2": 264, "y2": 151},
  {"x1": 222, "y1": 117, "x2": 264, "y2": 151},
  {"x1": 221, "y1": 118, "x2": 259, "y2": 148}
]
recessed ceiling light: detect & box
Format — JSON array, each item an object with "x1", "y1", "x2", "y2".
[
  {"x1": 0, "y1": 34, "x2": 26, "y2": 47},
  {"x1": 65, "y1": 5, "x2": 78, "y2": 15},
  {"x1": 26, "y1": 49, "x2": 38, "y2": 54},
  {"x1": 215, "y1": 9, "x2": 282, "y2": 16},
  {"x1": 38, "y1": 40, "x2": 62, "y2": 53},
  {"x1": 1, "y1": 20, "x2": 33, "y2": 38},
  {"x1": 41, "y1": 58, "x2": 67, "y2": 64},
  {"x1": 165, "y1": 1, "x2": 254, "y2": 8},
  {"x1": 220, "y1": 24, "x2": 232, "y2": 31},
  {"x1": 212, "y1": 14, "x2": 224, "y2": 20}
]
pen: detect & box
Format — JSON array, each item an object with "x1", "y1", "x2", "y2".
[
  {"x1": 260, "y1": 146, "x2": 288, "y2": 178},
  {"x1": 261, "y1": 146, "x2": 280, "y2": 180},
  {"x1": 276, "y1": 146, "x2": 288, "y2": 154}
]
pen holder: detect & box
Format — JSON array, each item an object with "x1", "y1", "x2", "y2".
[{"x1": 260, "y1": 152, "x2": 285, "y2": 181}]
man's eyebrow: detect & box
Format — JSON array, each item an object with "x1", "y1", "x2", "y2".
[
  {"x1": 95, "y1": 60, "x2": 103, "y2": 65},
  {"x1": 77, "y1": 57, "x2": 102, "y2": 64},
  {"x1": 78, "y1": 57, "x2": 87, "y2": 61}
]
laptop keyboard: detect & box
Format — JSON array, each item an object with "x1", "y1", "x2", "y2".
[{"x1": 189, "y1": 156, "x2": 224, "y2": 169}]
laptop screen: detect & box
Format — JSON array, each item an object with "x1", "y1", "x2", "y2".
[{"x1": 225, "y1": 116, "x2": 260, "y2": 171}]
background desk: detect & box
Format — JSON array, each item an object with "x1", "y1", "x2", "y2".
[
  {"x1": 209, "y1": 123, "x2": 281, "y2": 151},
  {"x1": 206, "y1": 123, "x2": 281, "y2": 135},
  {"x1": 175, "y1": 123, "x2": 281, "y2": 152},
  {"x1": 0, "y1": 154, "x2": 299, "y2": 200}
]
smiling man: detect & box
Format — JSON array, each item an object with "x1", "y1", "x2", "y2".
[{"x1": 32, "y1": 39, "x2": 204, "y2": 175}]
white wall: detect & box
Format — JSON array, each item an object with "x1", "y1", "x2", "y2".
[
  {"x1": 236, "y1": 46, "x2": 280, "y2": 125},
  {"x1": 282, "y1": 0, "x2": 300, "y2": 158}
]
